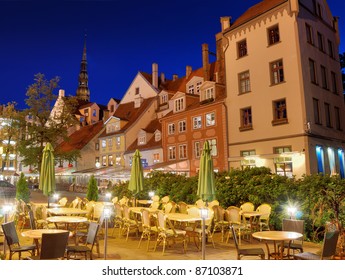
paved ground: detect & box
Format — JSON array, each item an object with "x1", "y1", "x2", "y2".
[{"x1": 2, "y1": 189, "x2": 322, "y2": 260}]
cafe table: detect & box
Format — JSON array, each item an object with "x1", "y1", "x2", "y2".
[
  {"x1": 129, "y1": 207, "x2": 158, "y2": 215},
  {"x1": 240, "y1": 211, "x2": 267, "y2": 241},
  {"x1": 166, "y1": 213, "x2": 202, "y2": 223},
  {"x1": 47, "y1": 207, "x2": 88, "y2": 216},
  {"x1": 46, "y1": 216, "x2": 88, "y2": 244},
  {"x1": 21, "y1": 229, "x2": 71, "y2": 255},
  {"x1": 252, "y1": 231, "x2": 303, "y2": 259}
]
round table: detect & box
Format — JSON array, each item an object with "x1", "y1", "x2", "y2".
[
  {"x1": 46, "y1": 216, "x2": 88, "y2": 244},
  {"x1": 252, "y1": 231, "x2": 303, "y2": 259},
  {"x1": 21, "y1": 229, "x2": 71, "y2": 255}
]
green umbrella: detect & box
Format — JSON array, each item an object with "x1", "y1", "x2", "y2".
[
  {"x1": 39, "y1": 143, "x2": 56, "y2": 201},
  {"x1": 128, "y1": 149, "x2": 144, "y2": 196},
  {"x1": 197, "y1": 141, "x2": 215, "y2": 202}
]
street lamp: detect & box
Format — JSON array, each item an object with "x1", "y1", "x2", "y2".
[
  {"x1": 103, "y1": 205, "x2": 112, "y2": 260},
  {"x1": 287, "y1": 206, "x2": 297, "y2": 220},
  {"x1": 105, "y1": 192, "x2": 111, "y2": 202}
]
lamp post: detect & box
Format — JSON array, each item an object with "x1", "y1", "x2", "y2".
[
  {"x1": 103, "y1": 205, "x2": 112, "y2": 260},
  {"x1": 287, "y1": 206, "x2": 297, "y2": 220},
  {"x1": 105, "y1": 192, "x2": 111, "y2": 202},
  {"x1": 200, "y1": 206, "x2": 209, "y2": 260}
]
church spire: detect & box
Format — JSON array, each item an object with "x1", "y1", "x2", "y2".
[{"x1": 76, "y1": 34, "x2": 90, "y2": 102}]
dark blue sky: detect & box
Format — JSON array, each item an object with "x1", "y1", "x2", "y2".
[{"x1": 1, "y1": 0, "x2": 344, "y2": 109}]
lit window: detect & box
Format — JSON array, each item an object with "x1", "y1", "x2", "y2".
[
  {"x1": 207, "y1": 139, "x2": 217, "y2": 156},
  {"x1": 338, "y1": 149, "x2": 345, "y2": 178},
  {"x1": 153, "y1": 153, "x2": 160, "y2": 163},
  {"x1": 138, "y1": 135, "x2": 146, "y2": 145},
  {"x1": 193, "y1": 116, "x2": 202, "y2": 129},
  {"x1": 270, "y1": 59, "x2": 284, "y2": 85},
  {"x1": 274, "y1": 146, "x2": 293, "y2": 177},
  {"x1": 108, "y1": 155, "x2": 113, "y2": 166},
  {"x1": 108, "y1": 138, "x2": 113, "y2": 147},
  {"x1": 101, "y1": 140, "x2": 106, "y2": 148},
  {"x1": 116, "y1": 137, "x2": 121, "y2": 148},
  {"x1": 206, "y1": 112, "x2": 215, "y2": 126},
  {"x1": 241, "y1": 150, "x2": 256, "y2": 169},
  {"x1": 102, "y1": 156, "x2": 107, "y2": 166},
  {"x1": 316, "y1": 145, "x2": 325, "y2": 173},
  {"x1": 115, "y1": 154, "x2": 121, "y2": 166}
]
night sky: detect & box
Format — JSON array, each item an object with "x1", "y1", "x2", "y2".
[{"x1": 1, "y1": 0, "x2": 344, "y2": 109}]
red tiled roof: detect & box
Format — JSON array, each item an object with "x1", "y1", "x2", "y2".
[
  {"x1": 230, "y1": 0, "x2": 287, "y2": 29},
  {"x1": 99, "y1": 97, "x2": 156, "y2": 137},
  {"x1": 55, "y1": 121, "x2": 104, "y2": 153}
]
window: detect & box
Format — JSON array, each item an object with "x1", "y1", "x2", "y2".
[
  {"x1": 208, "y1": 139, "x2": 218, "y2": 156},
  {"x1": 196, "y1": 81, "x2": 202, "y2": 94},
  {"x1": 320, "y1": 65, "x2": 328, "y2": 89},
  {"x1": 334, "y1": 107, "x2": 341, "y2": 130},
  {"x1": 153, "y1": 153, "x2": 160, "y2": 163},
  {"x1": 328, "y1": 40, "x2": 334, "y2": 58},
  {"x1": 338, "y1": 149, "x2": 345, "y2": 178},
  {"x1": 179, "y1": 144, "x2": 187, "y2": 159},
  {"x1": 267, "y1": 25, "x2": 280, "y2": 45},
  {"x1": 193, "y1": 116, "x2": 202, "y2": 129},
  {"x1": 315, "y1": 1, "x2": 323, "y2": 18},
  {"x1": 203, "y1": 87, "x2": 214, "y2": 101},
  {"x1": 135, "y1": 87, "x2": 140, "y2": 95},
  {"x1": 274, "y1": 146, "x2": 293, "y2": 177},
  {"x1": 116, "y1": 137, "x2": 121, "y2": 148},
  {"x1": 155, "y1": 131, "x2": 161, "y2": 142},
  {"x1": 317, "y1": 32, "x2": 324, "y2": 52},
  {"x1": 115, "y1": 154, "x2": 121, "y2": 166},
  {"x1": 238, "y1": 71, "x2": 250, "y2": 94},
  {"x1": 101, "y1": 139, "x2": 106, "y2": 148},
  {"x1": 194, "y1": 142, "x2": 201, "y2": 158},
  {"x1": 95, "y1": 143, "x2": 99, "y2": 151},
  {"x1": 168, "y1": 146, "x2": 176, "y2": 160},
  {"x1": 316, "y1": 145, "x2": 325, "y2": 173},
  {"x1": 178, "y1": 120, "x2": 186, "y2": 133},
  {"x1": 168, "y1": 123, "x2": 175, "y2": 135},
  {"x1": 327, "y1": 147, "x2": 336, "y2": 175},
  {"x1": 324, "y1": 103, "x2": 332, "y2": 127},
  {"x1": 240, "y1": 107, "x2": 252, "y2": 130},
  {"x1": 270, "y1": 59, "x2": 284, "y2": 85},
  {"x1": 92, "y1": 109, "x2": 96, "y2": 117},
  {"x1": 161, "y1": 94, "x2": 168, "y2": 104},
  {"x1": 102, "y1": 156, "x2": 107, "y2": 166},
  {"x1": 306, "y1": 23, "x2": 314, "y2": 44},
  {"x1": 110, "y1": 104, "x2": 115, "y2": 113},
  {"x1": 237, "y1": 39, "x2": 247, "y2": 58},
  {"x1": 108, "y1": 155, "x2": 113, "y2": 166},
  {"x1": 313, "y1": 98, "x2": 321, "y2": 124},
  {"x1": 309, "y1": 59, "x2": 317, "y2": 84},
  {"x1": 206, "y1": 112, "x2": 215, "y2": 126},
  {"x1": 331, "y1": 71, "x2": 338, "y2": 94},
  {"x1": 114, "y1": 122, "x2": 120, "y2": 131},
  {"x1": 95, "y1": 157, "x2": 100, "y2": 165},
  {"x1": 272, "y1": 99, "x2": 288, "y2": 124},
  {"x1": 188, "y1": 85, "x2": 194, "y2": 94},
  {"x1": 138, "y1": 135, "x2": 146, "y2": 145},
  {"x1": 174, "y1": 97, "x2": 184, "y2": 112},
  {"x1": 108, "y1": 138, "x2": 113, "y2": 148},
  {"x1": 241, "y1": 150, "x2": 256, "y2": 169}
]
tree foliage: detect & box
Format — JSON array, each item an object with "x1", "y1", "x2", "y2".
[
  {"x1": 16, "y1": 73, "x2": 80, "y2": 172},
  {"x1": 16, "y1": 172, "x2": 30, "y2": 203},
  {"x1": 86, "y1": 174, "x2": 99, "y2": 201}
]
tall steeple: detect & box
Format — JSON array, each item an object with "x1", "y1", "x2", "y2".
[{"x1": 76, "y1": 34, "x2": 90, "y2": 102}]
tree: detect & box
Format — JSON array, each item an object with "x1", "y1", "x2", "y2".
[
  {"x1": 86, "y1": 174, "x2": 99, "y2": 201},
  {"x1": 17, "y1": 73, "x2": 80, "y2": 172},
  {"x1": 16, "y1": 172, "x2": 30, "y2": 203},
  {"x1": 0, "y1": 102, "x2": 20, "y2": 173}
]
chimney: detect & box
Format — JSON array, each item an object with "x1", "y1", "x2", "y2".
[
  {"x1": 173, "y1": 74, "x2": 178, "y2": 81},
  {"x1": 186, "y1": 65, "x2": 192, "y2": 79},
  {"x1": 59, "y1": 89, "x2": 65, "y2": 97},
  {"x1": 202, "y1": 43, "x2": 210, "y2": 81},
  {"x1": 160, "y1": 72, "x2": 165, "y2": 83},
  {"x1": 220, "y1": 17, "x2": 231, "y2": 31},
  {"x1": 152, "y1": 63, "x2": 158, "y2": 88}
]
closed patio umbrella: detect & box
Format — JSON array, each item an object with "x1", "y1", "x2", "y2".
[
  {"x1": 128, "y1": 149, "x2": 144, "y2": 205},
  {"x1": 39, "y1": 142, "x2": 56, "y2": 207},
  {"x1": 197, "y1": 141, "x2": 215, "y2": 203}
]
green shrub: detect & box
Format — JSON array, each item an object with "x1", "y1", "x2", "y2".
[{"x1": 16, "y1": 172, "x2": 30, "y2": 203}]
